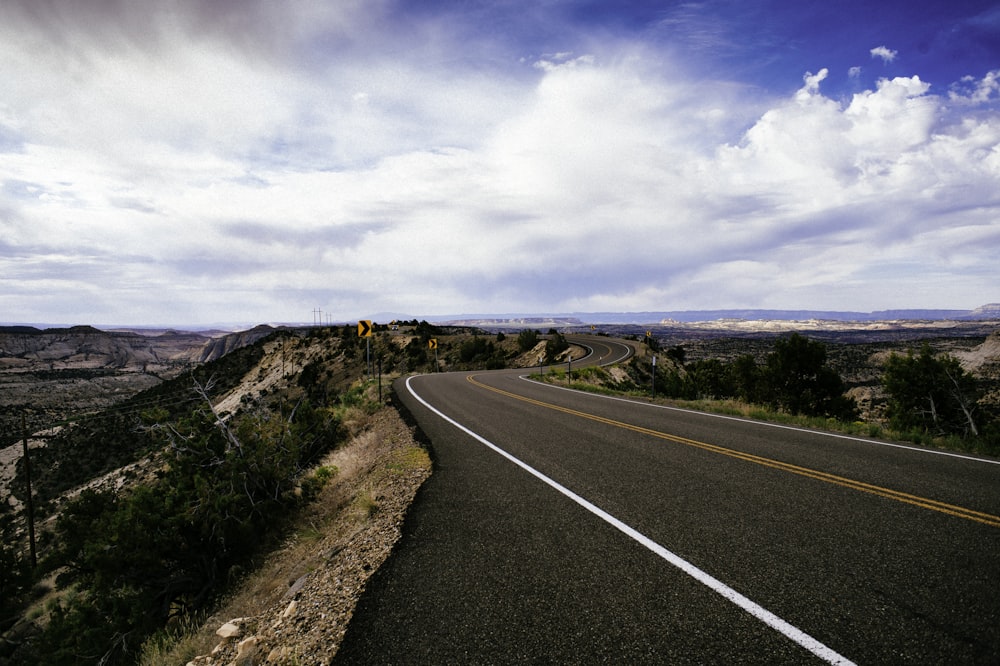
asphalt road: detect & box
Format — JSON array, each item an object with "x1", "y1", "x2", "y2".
[{"x1": 335, "y1": 337, "x2": 1000, "y2": 664}]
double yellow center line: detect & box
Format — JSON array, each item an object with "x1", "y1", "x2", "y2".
[{"x1": 468, "y1": 375, "x2": 1000, "y2": 529}]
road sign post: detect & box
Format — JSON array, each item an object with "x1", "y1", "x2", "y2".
[
  {"x1": 428, "y1": 338, "x2": 439, "y2": 371},
  {"x1": 358, "y1": 320, "x2": 373, "y2": 379},
  {"x1": 651, "y1": 354, "x2": 657, "y2": 398}
]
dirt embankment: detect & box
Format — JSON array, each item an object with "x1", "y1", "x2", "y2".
[{"x1": 168, "y1": 405, "x2": 431, "y2": 666}]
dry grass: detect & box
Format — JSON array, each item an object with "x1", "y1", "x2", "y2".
[{"x1": 141, "y1": 406, "x2": 422, "y2": 665}]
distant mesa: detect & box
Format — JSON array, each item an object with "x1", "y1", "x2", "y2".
[
  {"x1": 431, "y1": 304, "x2": 1000, "y2": 327},
  {"x1": 970, "y1": 303, "x2": 1000, "y2": 317},
  {"x1": 2, "y1": 304, "x2": 997, "y2": 339}
]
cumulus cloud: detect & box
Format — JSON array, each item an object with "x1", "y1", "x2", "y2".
[
  {"x1": 950, "y1": 70, "x2": 1000, "y2": 104},
  {"x1": 870, "y1": 45, "x2": 898, "y2": 63},
  {"x1": 797, "y1": 68, "x2": 830, "y2": 99}
]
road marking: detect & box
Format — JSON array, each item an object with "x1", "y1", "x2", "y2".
[
  {"x1": 469, "y1": 375, "x2": 1000, "y2": 529},
  {"x1": 528, "y1": 374, "x2": 1000, "y2": 466},
  {"x1": 406, "y1": 375, "x2": 856, "y2": 666}
]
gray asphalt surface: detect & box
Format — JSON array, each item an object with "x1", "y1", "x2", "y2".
[{"x1": 334, "y1": 337, "x2": 1000, "y2": 664}]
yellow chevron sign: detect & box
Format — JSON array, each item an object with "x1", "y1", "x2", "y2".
[
  {"x1": 357, "y1": 320, "x2": 372, "y2": 337},
  {"x1": 428, "y1": 338, "x2": 438, "y2": 349}
]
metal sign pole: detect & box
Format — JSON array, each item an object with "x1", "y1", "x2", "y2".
[
  {"x1": 429, "y1": 338, "x2": 439, "y2": 372},
  {"x1": 358, "y1": 320, "x2": 373, "y2": 379}
]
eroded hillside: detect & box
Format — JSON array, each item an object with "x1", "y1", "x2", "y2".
[
  {"x1": 0, "y1": 325, "x2": 278, "y2": 449},
  {"x1": 0, "y1": 321, "x2": 539, "y2": 663}
]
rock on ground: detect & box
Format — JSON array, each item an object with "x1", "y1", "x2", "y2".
[{"x1": 185, "y1": 405, "x2": 431, "y2": 665}]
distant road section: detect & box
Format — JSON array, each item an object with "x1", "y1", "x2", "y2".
[
  {"x1": 565, "y1": 335, "x2": 634, "y2": 366},
  {"x1": 335, "y1": 335, "x2": 1000, "y2": 664}
]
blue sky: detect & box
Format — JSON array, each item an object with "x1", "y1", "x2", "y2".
[{"x1": 1, "y1": 1, "x2": 998, "y2": 326}]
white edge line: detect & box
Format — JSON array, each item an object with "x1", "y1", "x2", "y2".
[
  {"x1": 405, "y1": 375, "x2": 857, "y2": 666},
  {"x1": 521, "y1": 374, "x2": 1000, "y2": 466}
]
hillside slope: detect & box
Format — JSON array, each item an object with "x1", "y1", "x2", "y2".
[
  {"x1": 175, "y1": 406, "x2": 430, "y2": 665},
  {"x1": 2, "y1": 326, "x2": 426, "y2": 663}
]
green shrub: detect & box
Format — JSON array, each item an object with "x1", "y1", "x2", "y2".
[
  {"x1": 24, "y1": 400, "x2": 342, "y2": 665},
  {"x1": 517, "y1": 329, "x2": 540, "y2": 352}
]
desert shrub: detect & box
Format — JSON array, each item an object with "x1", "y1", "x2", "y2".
[
  {"x1": 883, "y1": 345, "x2": 982, "y2": 438},
  {"x1": 573, "y1": 366, "x2": 609, "y2": 382},
  {"x1": 457, "y1": 336, "x2": 506, "y2": 369},
  {"x1": 625, "y1": 333, "x2": 856, "y2": 420},
  {"x1": 517, "y1": 329, "x2": 540, "y2": 352},
  {"x1": 665, "y1": 345, "x2": 686, "y2": 365},
  {"x1": 729, "y1": 354, "x2": 763, "y2": 404},
  {"x1": 413, "y1": 320, "x2": 443, "y2": 339},
  {"x1": 0, "y1": 502, "x2": 33, "y2": 637},
  {"x1": 762, "y1": 333, "x2": 858, "y2": 419},
  {"x1": 459, "y1": 336, "x2": 490, "y2": 362},
  {"x1": 686, "y1": 359, "x2": 730, "y2": 400},
  {"x1": 404, "y1": 336, "x2": 429, "y2": 367},
  {"x1": 544, "y1": 333, "x2": 569, "y2": 363},
  {"x1": 22, "y1": 400, "x2": 342, "y2": 665}
]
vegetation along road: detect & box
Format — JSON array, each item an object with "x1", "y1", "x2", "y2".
[{"x1": 335, "y1": 335, "x2": 1000, "y2": 664}]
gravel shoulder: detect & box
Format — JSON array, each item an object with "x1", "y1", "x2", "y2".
[{"x1": 174, "y1": 403, "x2": 431, "y2": 666}]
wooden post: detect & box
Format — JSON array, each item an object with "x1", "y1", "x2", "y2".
[{"x1": 22, "y1": 412, "x2": 37, "y2": 569}]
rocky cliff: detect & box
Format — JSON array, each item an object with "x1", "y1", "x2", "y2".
[
  {"x1": 0, "y1": 325, "x2": 279, "y2": 373},
  {"x1": 197, "y1": 325, "x2": 278, "y2": 363}
]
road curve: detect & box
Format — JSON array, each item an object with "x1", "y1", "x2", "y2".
[
  {"x1": 335, "y1": 336, "x2": 1000, "y2": 664},
  {"x1": 565, "y1": 335, "x2": 635, "y2": 366}
]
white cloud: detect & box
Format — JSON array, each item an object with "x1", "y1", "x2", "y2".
[
  {"x1": 798, "y1": 68, "x2": 830, "y2": 97},
  {"x1": 684, "y1": 68, "x2": 998, "y2": 309},
  {"x1": 845, "y1": 76, "x2": 935, "y2": 161},
  {"x1": 1, "y1": 6, "x2": 998, "y2": 324},
  {"x1": 870, "y1": 45, "x2": 898, "y2": 63},
  {"x1": 950, "y1": 70, "x2": 1000, "y2": 104}
]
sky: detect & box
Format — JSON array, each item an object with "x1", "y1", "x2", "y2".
[{"x1": 2, "y1": 0, "x2": 999, "y2": 327}]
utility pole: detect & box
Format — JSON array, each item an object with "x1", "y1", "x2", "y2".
[{"x1": 22, "y1": 411, "x2": 37, "y2": 569}]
